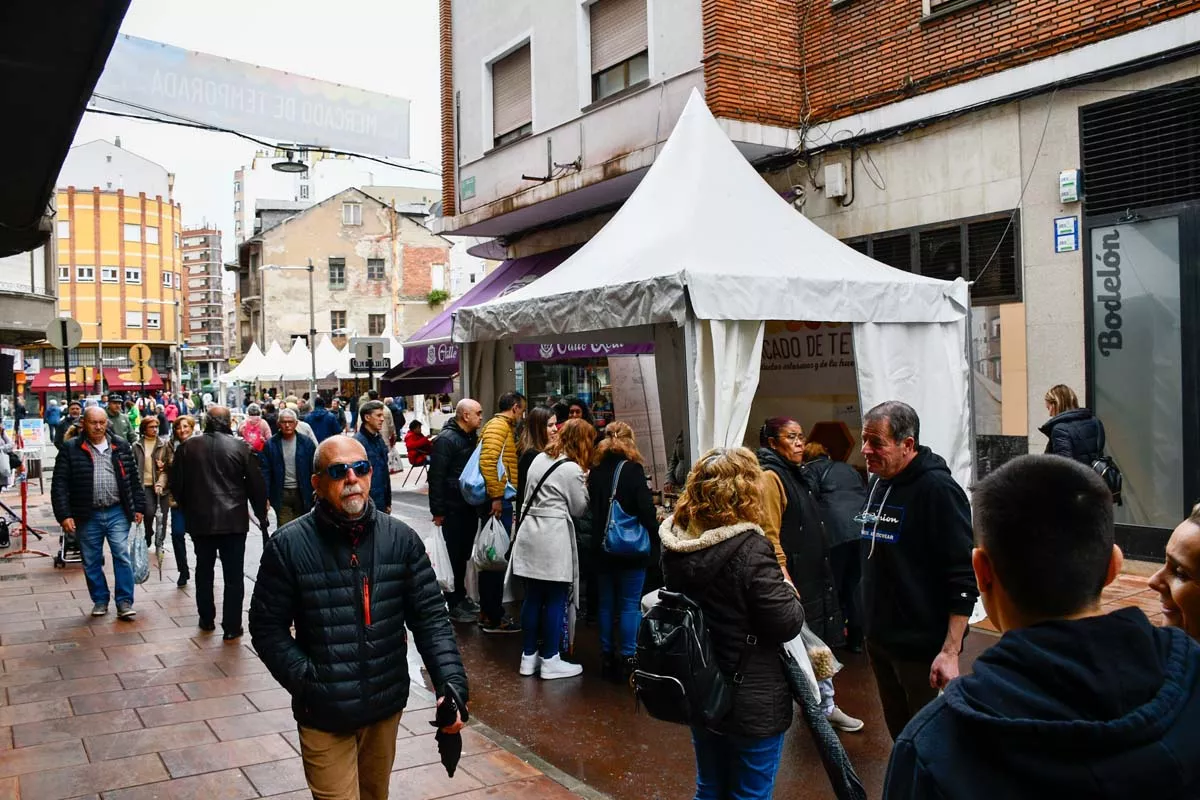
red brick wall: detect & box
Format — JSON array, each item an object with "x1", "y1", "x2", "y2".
[
  {"x1": 440, "y1": 0, "x2": 456, "y2": 217},
  {"x1": 401, "y1": 245, "x2": 450, "y2": 297},
  {"x1": 703, "y1": 0, "x2": 1200, "y2": 127}
]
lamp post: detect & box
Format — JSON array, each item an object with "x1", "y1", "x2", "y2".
[{"x1": 258, "y1": 262, "x2": 319, "y2": 398}]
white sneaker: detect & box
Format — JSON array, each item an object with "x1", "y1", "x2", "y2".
[
  {"x1": 827, "y1": 706, "x2": 864, "y2": 733},
  {"x1": 538, "y1": 654, "x2": 583, "y2": 680},
  {"x1": 519, "y1": 652, "x2": 541, "y2": 676}
]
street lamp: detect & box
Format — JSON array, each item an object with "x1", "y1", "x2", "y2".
[{"x1": 258, "y1": 260, "x2": 318, "y2": 397}]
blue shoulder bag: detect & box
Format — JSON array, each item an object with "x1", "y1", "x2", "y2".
[{"x1": 602, "y1": 460, "x2": 651, "y2": 557}]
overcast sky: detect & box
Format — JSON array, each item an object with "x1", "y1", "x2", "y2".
[{"x1": 71, "y1": 0, "x2": 441, "y2": 267}]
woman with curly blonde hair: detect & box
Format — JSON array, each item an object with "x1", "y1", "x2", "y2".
[
  {"x1": 510, "y1": 418, "x2": 593, "y2": 680},
  {"x1": 587, "y1": 422, "x2": 660, "y2": 682},
  {"x1": 661, "y1": 447, "x2": 805, "y2": 799}
]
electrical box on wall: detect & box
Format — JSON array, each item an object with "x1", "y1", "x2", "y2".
[
  {"x1": 824, "y1": 163, "x2": 847, "y2": 199},
  {"x1": 1060, "y1": 169, "x2": 1081, "y2": 204}
]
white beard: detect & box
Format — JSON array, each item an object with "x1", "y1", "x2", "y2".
[{"x1": 341, "y1": 494, "x2": 367, "y2": 516}]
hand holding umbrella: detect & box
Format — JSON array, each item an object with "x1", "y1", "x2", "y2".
[{"x1": 430, "y1": 682, "x2": 469, "y2": 777}]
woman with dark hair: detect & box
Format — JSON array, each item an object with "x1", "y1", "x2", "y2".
[
  {"x1": 757, "y1": 417, "x2": 863, "y2": 733},
  {"x1": 158, "y1": 416, "x2": 196, "y2": 586},
  {"x1": 515, "y1": 406, "x2": 558, "y2": 523},
  {"x1": 511, "y1": 418, "x2": 592, "y2": 679},
  {"x1": 1040, "y1": 383, "x2": 1107, "y2": 463},
  {"x1": 132, "y1": 416, "x2": 168, "y2": 547},
  {"x1": 587, "y1": 421, "x2": 659, "y2": 682}
]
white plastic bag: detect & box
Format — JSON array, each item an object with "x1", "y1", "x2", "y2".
[
  {"x1": 782, "y1": 632, "x2": 820, "y2": 699},
  {"x1": 425, "y1": 526, "x2": 454, "y2": 593},
  {"x1": 472, "y1": 516, "x2": 510, "y2": 572},
  {"x1": 388, "y1": 443, "x2": 406, "y2": 473},
  {"x1": 128, "y1": 522, "x2": 150, "y2": 585},
  {"x1": 800, "y1": 622, "x2": 843, "y2": 681}
]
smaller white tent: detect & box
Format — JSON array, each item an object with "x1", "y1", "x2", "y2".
[
  {"x1": 314, "y1": 336, "x2": 343, "y2": 379},
  {"x1": 279, "y1": 338, "x2": 317, "y2": 382},
  {"x1": 254, "y1": 341, "x2": 290, "y2": 382},
  {"x1": 219, "y1": 343, "x2": 265, "y2": 384},
  {"x1": 454, "y1": 89, "x2": 972, "y2": 485}
]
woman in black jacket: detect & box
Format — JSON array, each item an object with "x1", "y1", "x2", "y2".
[
  {"x1": 587, "y1": 422, "x2": 660, "y2": 682},
  {"x1": 515, "y1": 406, "x2": 558, "y2": 524},
  {"x1": 661, "y1": 447, "x2": 805, "y2": 800},
  {"x1": 1040, "y1": 384, "x2": 1107, "y2": 463}
]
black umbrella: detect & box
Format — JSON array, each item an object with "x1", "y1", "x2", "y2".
[
  {"x1": 781, "y1": 649, "x2": 867, "y2": 800},
  {"x1": 430, "y1": 682, "x2": 469, "y2": 777}
]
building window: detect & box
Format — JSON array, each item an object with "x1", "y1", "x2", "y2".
[
  {"x1": 101, "y1": 266, "x2": 119, "y2": 283},
  {"x1": 342, "y1": 203, "x2": 362, "y2": 226},
  {"x1": 430, "y1": 263, "x2": 446, "y2": 292},
  {"x1": 147, "y1": 312, "x2": 161, "y2": 329},
  {"x1": 845, "y1": 212, "x2": 1021, "y2": 305},
  {"x1": 76, "y1": 265, "x2": 95, "y2": 282},
  {"x1": 330, "y1": 310, "x2": 347, "y2": 332},
  {"x1": 329, "y1": 257, "x2": 346, "y2": 288},
  {"x1": 123, "y1": 223, "x2": 141, "y2": 242},
  {"x1": 58, "y1": 265, "x2": 70, "y2": 282},
  {"x1": 162, "y1": 272, "x2": 173, "y2": 287},
  {"x1": 146, "y1": 227, "x2": 160, "y2": 245},
  {"x1": 492, "y1": 44, "x2": 533, "y2": 147},
  {"x1": 299, "y1": 184, "x2": 310, "y2": 200},
  {"x1": 57, "y1": 220, "x2": 70, "y2": 239},
  {"x1": 234, "y1": 200, "x2": 242, "y2": 212},
  {"x1": 234, "y1": 180, "x2": 241, "y2": 193},
  {"x1": 367, "y1": 258, "x2": 386, "y2": 281},
  {"x1": 125, "y1": 267, "x2": 142, "y2": 284},
  {"x1": 125, "y1": 311, "x2": 142, "y2": 328},
  {"x1": 368, "y1": 314, "x2": 386, "y2": 336},
  {"x1": 174, "y1": 232, "x2": 180, "y2": 249},
  {"x1": 590, "y1": 0, "x2": 648, "y2": 102}
]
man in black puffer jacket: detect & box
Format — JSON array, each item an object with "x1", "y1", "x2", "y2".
[
  {"x1": 428, "y1": 399, "x2": 484, "y2": 621},
  {"x1": 251, "y1": 435, "x2": 468, "y2": 798}
]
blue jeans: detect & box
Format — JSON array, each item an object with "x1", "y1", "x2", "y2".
[
  {"x1": 691, "y1": 727, "x2": 785, "y2": 800},
  {"x1": 597, "y1": 567, "x2": 646, "y2": 657},
  {"x1": 521, "y1": 579, "x2": 569, "y2": 659},
  {"x1": 78, "y1": 505, "x2": 135, "y2": 607},
  {"x1": 170, "y1": 508, "x2": 190, "y2": 576}
]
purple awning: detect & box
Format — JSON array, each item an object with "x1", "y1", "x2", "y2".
[
  {"x1": 396, "y1": 245, "x2": 580, "y2": 371},
  {"x1": 512, "y1": 342, "x2": 654, "y2": 361}
]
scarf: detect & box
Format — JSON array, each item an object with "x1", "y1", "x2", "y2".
[{"x1": 314, "y1": 496, "x2": 376, "y2": 546}]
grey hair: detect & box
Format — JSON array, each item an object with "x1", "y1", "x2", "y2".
[
  {"x1": 247, "y1": 403, "x2": 262, "y2": 416},
  {"x1": 864, "y1": 401, "x2": 920, "y2": 445},
  {"x1": 359, "y1": 400, "x2": 386, "y2": 419},
  {"x1": 278, "y1": 408, "x2": 299, "y2": 422}
]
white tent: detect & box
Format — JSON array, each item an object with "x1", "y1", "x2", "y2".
[
  {"x1": 219, "y1": 342, "x2": 266, "y2": 384},
  {"x1": 279, "y1": 338, "x2": 317, "y2": 382},
  {"x1": 453, "y1": 90, "x2": 972, "y2": 485},
  {"x1": 254, "y1": 341, "x2": 290, "y2": 382},
  {"x1": 314, "y1": 336, "x2": 343, "y2": 379}
]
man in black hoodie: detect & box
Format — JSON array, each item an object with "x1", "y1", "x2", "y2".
[
  {"x1": 885, "y1": 455, "x2": 1200, "y2": 799},
  {"x1": 859, "y1": 401, "x2": 977, "y2": 739}
]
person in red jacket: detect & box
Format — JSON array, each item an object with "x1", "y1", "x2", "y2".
[{"x1": 404, "y1": 420, "x2": 433, "y2": 466}]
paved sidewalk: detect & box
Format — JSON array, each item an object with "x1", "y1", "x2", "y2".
[{"x1": 0, "y1": 479, "x2": 582, "y2": 800}]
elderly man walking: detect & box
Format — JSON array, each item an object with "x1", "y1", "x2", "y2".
[
  {"x1": 429, "y1": 398, "x2": 484, "y2": 623},
  {"x1": 251, "y1": 435, "x2": 468, "y2": 799},
  {"x1": 51, "y1": 406, "x2": 144, "y2": 619},
  {"x1": 171, "y1": 406, "x2": 267, "y2": 640},
  {"x1": 262, "y1": 408, "x2": 317, "y2": 529}
]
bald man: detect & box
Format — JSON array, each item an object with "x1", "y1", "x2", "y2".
[
  {"x1": 429, "y1": 399, "x2": 485, "y2": 622},
  {"x1": 251, "y1": 435, "x2": 467, "y2": 798}
]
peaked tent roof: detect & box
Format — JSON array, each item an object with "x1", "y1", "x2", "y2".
[
  {"x1": 256, "y1": 341, "x2": 289, "y2": 381},
  {"x1": 454, "y1": 90, "x2": 968, "y2": 344},
  {"x1": 314, "y1": 336, "x2": 343, "y2": 377},
  {"x1": 219, "y1": 342, "x2": 265, "y2": 384},
  {"x1": 279, "y1": 338, "x2": 315, "y2": 382}
]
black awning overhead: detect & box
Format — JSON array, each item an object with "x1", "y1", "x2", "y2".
[{"x1": 0, "y1": 1, "x2": 130, "y2": 257}]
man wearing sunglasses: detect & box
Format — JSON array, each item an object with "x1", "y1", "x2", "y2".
[{"x1": 250, "y1": 435, "x2": 468, "y2": 798}]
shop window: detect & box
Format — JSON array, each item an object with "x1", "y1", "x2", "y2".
[
  {"x1": 368, "y1": 314, "x2": 386, "y2": 336},
  {"x1": 331, "y1": 310, "x2": 346, "y2": 332},
  {"x1": 492, "y1": 44, "x2": 532, "y2": 147},
  {"x1": 367, "y1": 258, "x2": 386, "y2": 281},
  {"x1": 329, "y1": 257, "x2": 346, "y2": 288},
  {"x1": 101, "y1": 267, "x2": 119, "y2": 283},
  {"x1": 125, "y1": 311, "x2": 142, "y2": 328}
]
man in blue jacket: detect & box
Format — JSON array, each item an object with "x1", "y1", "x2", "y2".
[
  {"x1": 261, "y1": 409, "x2": 316, "y2": 529},
  {"x1": 304, "y1": 395, "x2": 342, "y2": 443},
  {"x1": 353, "y1": 400, "x2": 391, "y2": 515},
  {"x1": 884, "y1": 455, "x2": 1200, "y2": 799}
]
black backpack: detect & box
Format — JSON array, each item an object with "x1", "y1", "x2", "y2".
[
  {"x1": 632, "y1": 589, "x2": 755, "y2": 728},
  {"x1": 1090, "y1": 456, "x2": 1123, "y2": 506}
]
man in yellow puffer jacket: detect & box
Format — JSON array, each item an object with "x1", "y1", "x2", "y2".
[{"x1": 476, "y1": 391, "x2": 525, "y2": 633}]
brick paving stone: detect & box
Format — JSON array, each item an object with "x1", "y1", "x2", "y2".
[
  {"x1": 246, "y1": 687, "x2": 290, "y2": 711},
  {"x1": 0, "y1": 666, "x2": 60, "y2": 689},
  {"x1": 85, "y1": 721, "x2": 217, "y2": 761},
  {"x1": 159, "y1": 732, "x2": 296, "y2": 778},
  {"x1": 12, "y1": 709, "x2": 143, "y2": 748},
  {"x1": 0, "y1": 643, "x2": 52, "y2": 662},
  {"x1": 0, "y1": 619, "x2": 47, "y2": 635},
  {"x1": 52, "y1": 632, "x2": 146, "y2": 651},
  {"x1": 451, "y1": 776, "x2": 585, "y2": 799},
  {"x1": 7, "y1": 674, "x2": 122, "y2": 706},
  {"x1": 0, "y1": 697, "x2": 72, "y2": 727},
  {"x1": 0, "y1": 776, "x2": 16, "y2": 800},
  {"x1": 388, "y1": 761, "x2": 485, "y2": 798},
  {"x1": 101, "y1": 768, "x2": 260, "y2": 800},
  {"x1": 3, "y1": 646, "x2": 107, "y2": 671},
  {"x1": 207, "y1": 708, "x2": 297, "y2": 742},
  {"x1": 214, "y1": 656, "x2": 270, "y2": 677},
  {"x1": 17, "y1": 752, "x2": 167, "y2": 799},
  {"x1": 137, "y1": 695, "x2": 259, "y2": 728},
  {"x1": 0, "y1": 728, "x2": 9, "y2": 751},
  {"x1": 60, "y1": 654, "x2": 163, "y2": 679},
  {"x1": 242, "y1": 755, "x2": 307, "y2": 796},
  {"x1": 102, "y1": 639, "x2": 200, "y2": 661},
  {"x1": 118, "y1": 663, "x2": 226, "y2": 691},
  {"x1": 70, "y1": 684, "x2": 188, "y2": 716},
  {"x1": 0, "y1": 626, "x2": 92, "y2": 645},
  {"x1": 178, "y1": 672, "x2": 279, "y2": 701},
  {"x1": 0, "y1": 739, "x2": 89, "y2": 779},
  {"x1": 458, "y1": 751, "x2": 542, "y2": 786}
]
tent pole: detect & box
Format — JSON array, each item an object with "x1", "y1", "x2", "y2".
[{"x1": 682, "y1": 314, "x2": 701, "y2": 465}]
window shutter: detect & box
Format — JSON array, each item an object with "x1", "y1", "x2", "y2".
[
  {"x1": 590, "y1": 0, "x2": 647, "y2": 75},
  {"x1": 492, "y1": 45, "x2": 532, "y2": 138}
]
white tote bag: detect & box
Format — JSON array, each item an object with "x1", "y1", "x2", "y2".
[{"x1": 424, "y1": 526, "x2": 454, "y2": 594}]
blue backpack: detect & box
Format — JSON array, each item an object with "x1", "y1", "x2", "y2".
[
  {"x1": 602, "y1": 460, "x2": 650, "y2": 557},
  {"x1": 458, "y1": 436, "x2": 516, "y2": 506}
]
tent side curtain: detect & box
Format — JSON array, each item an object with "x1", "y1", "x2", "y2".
[
  {"x1": 691, "y1": 319, "x2": 765, "y2": 454},
  {"x1": 852, "y1": 319, "x2": 972, "y2": 489}
]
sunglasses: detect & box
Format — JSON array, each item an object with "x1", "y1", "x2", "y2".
[{"x1": 325, "y1": 460, "x2": 372, "y2": 480}]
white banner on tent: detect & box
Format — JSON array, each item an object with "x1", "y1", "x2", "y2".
[
  {"x1": 758, "y1": 321, "x2": 856, "y2": 396},
  {"x1": 608, "y1": 355, "x2": 668, "y2": 492}
]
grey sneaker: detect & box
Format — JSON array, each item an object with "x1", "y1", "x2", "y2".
[
  {"x1": 827, "y1": 707, "x2": 864, "y2": 733},
  {"x1": 449, "y1": 602, "x2": 478, "y2": 623},
  {"x1": 116, "y1": 603, "x2": 137, "y2": 620},
  {"x1": 462, "y1": 597, "x2": 481, "y2": 614},
  {"x1": 91, "y1": 603, "x2": 108, "y2": 617}
]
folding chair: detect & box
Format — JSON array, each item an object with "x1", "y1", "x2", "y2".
[{"x1": 401, "y1": 456, "x2": 428, "y2": 487}]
